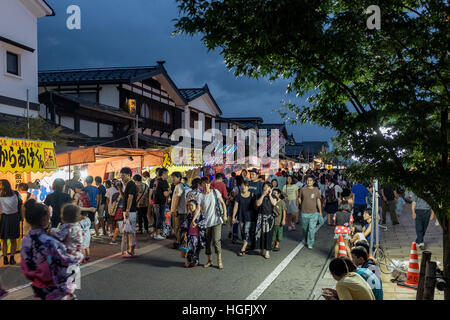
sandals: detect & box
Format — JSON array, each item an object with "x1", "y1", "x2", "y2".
[
  {"x1": 264, "y1": 252, "x2": 270, "y2": 259},
  {"x1": 203, "y1": 261, "x2": 213, "y2": 268},
  {"x1": 217, "y1": 258, "x2": 224, "y2": 270},
  {"x1": 237, "y1": 250, "x2": 246, "y2": 256}
]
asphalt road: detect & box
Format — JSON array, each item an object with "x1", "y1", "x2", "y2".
[{"x1": 2, "y1": 220, "x2": 335, "y2": 300}]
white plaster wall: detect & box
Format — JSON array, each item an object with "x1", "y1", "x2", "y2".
[
  {"x1": 0, "y1": 0, "x2": 40, "y2": 105},
  {"x1": 60, "y1": 116, "x2": 74, "y2": 130},
  {"x1": 99, "y1": 85, "x2": 120, "y2": 109},
  {"x1": 80, "y1": 119, "x2": 97, "y2": 137},
  {"x1": 99, "y1": 123, "x2": 113, "y2": 137},
  {"x1": 0, "y1": 104, "x2": 38, "y2": 118}
]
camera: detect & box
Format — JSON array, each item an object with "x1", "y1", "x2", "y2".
[{"x1": 435, "y1": 268, "x2": 447, "y2": 291}]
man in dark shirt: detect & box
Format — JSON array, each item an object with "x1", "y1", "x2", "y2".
[
  {"x1": 44, "y1": 178, "x2": 72, "y2": 228},
  {"x1": 120, "y1": 167, "x2": 138, "y2": 255},
  {"x1": 94, "y1": 176, "x2": 108, "y2": 237},
  {"x1": 248, "y1": 169, "x2": 263, "y2": 197},
  {"x1": 153, "y1": 167, "x2": 169, "y2": 240},
  {"x1": 380, "y1": 184, "x2": 399, "y2": 225}
]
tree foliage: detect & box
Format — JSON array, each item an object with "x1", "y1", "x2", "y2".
[
  {"x1": 0, "y1": 116, "x2": 69, "y2": 145},
  {"x1": 174, "y1": 0, "x2": 449, "y2": 220}
]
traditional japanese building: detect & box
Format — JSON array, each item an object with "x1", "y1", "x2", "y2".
[
  {"x1": 38, "y1": 62, "x2": 192, "y2": 148},
  {"x1": 0, "y1": 0, "x2": 54, "y2": 125}
]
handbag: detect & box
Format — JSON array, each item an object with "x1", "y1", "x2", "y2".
[
  {"x1": 108, "y1": 194, "x2": 121, "y2": 216},
  {"x1": 273, "y1": 203, "x2": 282, "y2": 217},
  {"x1": 122, "y1": 218, "x2": 134, "y2": 233},
  {"x1": 212, "y1": 189, "x2": 223, "y2": 218}
]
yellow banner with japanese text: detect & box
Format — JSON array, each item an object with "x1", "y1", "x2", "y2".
[
  {"x1": 0, "y1": 137, "x2": 58, "y2": 173},
  {"x1": 163, "y1": 147, "x2": 203, "y2": 167}
]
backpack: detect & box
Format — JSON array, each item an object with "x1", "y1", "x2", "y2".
[
  {"x1": 79, "y1": 192, "x2": 91, "y2": 208},
  {"x1": 325, "y1": 185, "x2": 337, "y2": 203}
]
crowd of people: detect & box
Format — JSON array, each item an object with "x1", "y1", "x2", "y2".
[{"x1": 0, "y1": 165, "x2": 435, "y2": 300}]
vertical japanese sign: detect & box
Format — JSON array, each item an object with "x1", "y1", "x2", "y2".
[{"x1": 0, "y1": 138, "x2": 58, "y2": 173}]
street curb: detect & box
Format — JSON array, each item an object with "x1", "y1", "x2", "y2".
[{"x1": 308, "y1": 243, "x2": 334, "y2": 300}]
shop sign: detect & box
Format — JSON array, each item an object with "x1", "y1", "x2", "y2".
[
  {"x1": 163, "y1": 147, "x2": 203, "y2": 167},
  {"x1": 0, "y1": 138, "x2": 57, "y2": 173}
]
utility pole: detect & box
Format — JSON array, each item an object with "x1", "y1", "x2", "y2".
[
  {"x1": 135, "y1": 112, "x2": 139, "y2": 149},
  {"x1": 26, "y1": 89, "x2": 30, "y2": 139}
]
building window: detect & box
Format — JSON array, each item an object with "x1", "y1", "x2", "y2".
[
  {"x1": 140, "y1": 103, "x2": 150, "y2": 118},
  {"x1": 6, "y1": 52, "x2": 19, "y2": 75},
  {"x1": 205, "y1": 116, "x2": 212, "y2": 131},
  {"x1": 163, "y1": 110, "x2": 171, "y2": 124},
  {"x1": 190, "y1": 110, "x2": 198, "y2": 128},
  {"x1": 78, "y1": 92, "x2": 97, "y2": 103}
]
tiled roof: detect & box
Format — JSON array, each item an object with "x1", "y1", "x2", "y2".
[
  {"x1": 179, "y1": 84, "x2": 223, "y2": 115},
  {"x1": 259, "y1": 123, "x2": 285, "y2": 130},
  {"x1": 38, "y1": 66, "x2": 160, "y2": 85},
  {"x1": 179, "y1": 88, "x2": 207, "y2": 102}
]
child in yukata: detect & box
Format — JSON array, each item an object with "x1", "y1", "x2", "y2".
[
  {"x1": 20, "y1": 200, "x2": 78, "y2": 300},
  {"x1": 180, "y1": 200, "x2": 206, "y2": 268},
  {"x1": 48, "y1": 204, "x2": 85, "y2": 293},
  {"x1": 79, "y1": 211, "x2": 92, "y2": 263}
]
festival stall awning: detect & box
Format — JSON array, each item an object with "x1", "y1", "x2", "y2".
[
  {"x1": 0, "y1": 137, "x2": 58, "y2": 173},
  {"x1": 56, "y1": 146, "x2": 164, "y2": 167}
]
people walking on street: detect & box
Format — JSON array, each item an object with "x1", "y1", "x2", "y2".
[
  {"x1": 148, "y1": 168, "x2": 160, "y2": 236},
  {"x1": 351, "y1": 181, "x2": 369, "y2": 225},
  {"x1": 255, "y1": 182, "x2": 277, "y2": 259},
  {"x1": 228, "y1": 176, "x2": 243, "y2": 243},
  {"x1": 170, "y1": 171, "x2": 189, "y2": 249},
  {"x1": 283, "y1": 175, "x2": 299, "y2": 231},
  {"x1": 83, "y1": 176, "x2": 98, "y2": 228},
  {"x1": 104, "y1": 180, "x2": 117, "y2": 236},
  {"x1": 232, "y1": 180, "x2": 256, "y2": 256},
  {"x1": 79, "y1": 210, "x2": 91, "y2": 263},
  {"x1": 180, "y1": 199, "x2": 206, "y2": 268},
  {"x1": 199, "y1": 177, "x2": 227, "y2": 269},
  {"x1": 20, "y1": 202, "x2": 78, "y2": 300},
  {"x1": 240, "y1": 169, "x2": 249, "y2": 181},
  {"x1": 94, "y1": 176, "x2": 107, "y2": 238},
  {"x1": 120, "y1": 167, "x2": 138, "y2": 257},
  {"x1": 248, "y1": 168, "x2": 263, "y2": 197},
  {"x1": 0, "y1": 179, "x2": 22, "y2": 265},
  {"x1": 272, "y1": 188, "x2": 286, "y2": 252},
  {"x1": 109, "y1": 181, "x2": 124, "y2": 245},
  {"x1": 298, "y1": 176, "x2": 322, "y2": 249},
  {"x1": 408, "y1": 192, "x2": 435, "y2": 250},
  {"x1": 333, "y1": 201, "x2": 353, "y2": 258},
  {"x1": 324, "y1": 179, "x2": 342, "y2": 226},
  {"x1": 133, "y1": 174, "x2": 150, "y2": 234},
  {"x1": 153, "y1": 168, "x2": 170, "y2": 240},
  {"x1": 380, "y1": 183, "x2": 399, "y2": 225},
  {"x1": 324, "y1": 257, "x2": 375, "y2": 300},
  {"x1": 44, "y1": 179, "x2": 72, "y2": 229},
  {"x1": 394, "y1": 187, "x2": 406, "y2": 221}
]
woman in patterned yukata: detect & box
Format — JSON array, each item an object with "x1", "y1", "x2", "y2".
[
  {"x1": 255, "y1": 182, "x2": 278, "y2": 259},
  {"x1": 180, "y1": 199, "x2": 206, "y2": 268},
  {"x1": 20, "y1": 201, "x2": 78, "y2": 300}
]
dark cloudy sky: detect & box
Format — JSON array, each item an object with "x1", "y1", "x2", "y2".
[{"x1": 38, "y1": 0, "x2": 336, "y2": 144}]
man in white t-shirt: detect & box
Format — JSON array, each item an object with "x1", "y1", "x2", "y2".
[{"x1": 200, "y1": 177, "x2": 227, "y2": 269}]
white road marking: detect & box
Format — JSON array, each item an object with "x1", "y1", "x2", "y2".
[
  {"x1": 246, "y1": 221, "x2": 324, "y2": 300},
  {"x1": 5, "y1": 240, "x2": 167, "y2": 297}
]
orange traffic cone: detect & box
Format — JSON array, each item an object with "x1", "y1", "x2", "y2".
[
  {"x1": 338, "y1": 234, "x2": 347, "y2": 257},
  {"x1": 397, "y1": 242, "x2": 420, "y2": 290}
]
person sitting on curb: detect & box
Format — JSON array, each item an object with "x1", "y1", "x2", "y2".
[
  {"x1": 345, "y1": 251, "x2": 383, "y2": 300},
  {"x1": 351, "y1": 246, "x2": 382, "y2": 282},
  {"x1": 323, "y1": 256, "x2": 375, "y2": 300}
]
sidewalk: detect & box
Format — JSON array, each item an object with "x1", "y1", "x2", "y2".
[{"x1": 311, "y1": 203, "x2": 444, "y2": 300}]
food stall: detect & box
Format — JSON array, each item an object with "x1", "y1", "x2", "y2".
[{"x1": 0, "y1": 137, "x2": 58, "y2": 253}]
